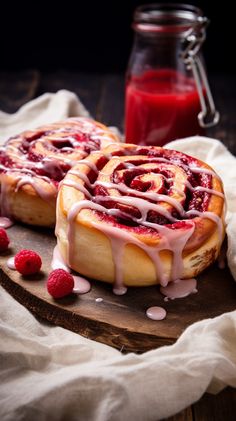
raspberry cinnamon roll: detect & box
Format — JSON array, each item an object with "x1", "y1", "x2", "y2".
[
  {"x1": 56, "y1": 143, "x2": 225, "y2": 290},
  {"x1": 0, "y1": 118, "x2": 119, "y2": 227}
]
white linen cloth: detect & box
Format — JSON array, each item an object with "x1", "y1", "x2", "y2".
[
  {"x1": 0, "y1": 90, "x2": 90, "y2": 142},
  {"x1": 0, "y1": 90, "x2": 235, "y2": 421}
]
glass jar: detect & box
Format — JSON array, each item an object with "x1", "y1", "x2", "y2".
[{"x1": 125, "y1": 3, "x2": 219, "y2": 146}]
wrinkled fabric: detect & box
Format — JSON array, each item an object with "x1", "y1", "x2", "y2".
[
  {"x1": 0, "y1": 90, "x2": 89, "y2": 142},
  {"x1": 0, "y1": 91, "x2": 235, "y2": 421},
  {"x1": 166, "y1": 136, "x2": 236, "y2": 281}
]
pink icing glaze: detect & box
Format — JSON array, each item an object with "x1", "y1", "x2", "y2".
[
  {"x1": 113, "y1": 286, "x2": 128, "y2": 295},
  {"x1": 73, "y1": 275, "x2": 91, "y2": 294},
  {"x1": 67, "y1": 195, "x2": 195, "y2": 288},
  {"x1": 0, "y1": 159, "x2": 57, "y2": 215},
  {"x1": 7, "y1": 256, "x2": 16, "y2": 270},
  {"x1": 51, "y1": 243, "x2": 91, "y2": 295},
  {"x1": 51, "y1": 245, "x2": 71, "y2": 272},
  {"x1": 77, "y1": 159, "x2": 99, "y2": 173},
  {"x1": 59, "y1": 152, "x2": 224, "y2": 294},
  {"x1": 0, "y1": 217, "x2": 14, "y2": 228},
  {"x1": 160, "y1": 278, "x2": 197, "y2": 300},
  {"x1": 189, "y1": 165, "x2": 222, "y2": 180},
  {"x1": 15, "y1": 175, "x2": 56, "y2": 203},
  {"x1": 146, "y1": 306, "x2": 167, "y2": 320},
  {"x1": 185, "y1": 210, "x2": 223, "y2": 239},
  {"x1": 0, "y1": 118, "x2": 117, "y2": 219},
  {"x1": 183, "y1": 180, "x2": 224, "y2": 198},
  {"x1": 66, "y1": 161, "x2": 224, "y2": 230}
]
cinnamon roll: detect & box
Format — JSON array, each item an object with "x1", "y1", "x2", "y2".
[
  {"x1": 56, "y1": 143, "x2": 225, "y2": 290},
  {"x1": 0, "y1": 118, "x2": 119, "y2": 227}
]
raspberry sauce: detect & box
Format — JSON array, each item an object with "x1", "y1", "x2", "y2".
[{"x1": 125, "y1": 69, "x2": 205, "y2": 146}]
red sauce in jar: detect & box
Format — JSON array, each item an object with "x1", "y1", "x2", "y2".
[{"x1": 125, "y1": 69, "x2": 205, "y2": 146}]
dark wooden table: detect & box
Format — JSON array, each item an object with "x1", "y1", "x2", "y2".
[
  {"x1": 0, "y1": 70, "x2": 236, "y2": 155},
  {"x1": 0, "y1": 70, "x2": 235, "y2": 421}
]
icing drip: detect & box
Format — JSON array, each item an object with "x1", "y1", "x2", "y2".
[
  {"x1": 160, "y1": 278, "x2": 197, "y2": 300},
  {"x1": 51, "y1": 245, "x2": 71, "y2": 272},
  {"x1": 184, "y1": 180, "x2": 224, "y2": 198},
  {"x1": 61, "y1": 148, "x2": 224, "y2": 294},
  {"x1": 95, "y1": 194, "x2": 180, "y2": 221},
  {"x1": 0, "y1": 118, "x2": 117, "y2": 220},
  {"x1": 63, "y1": 179, "x2": 93, "y2": 199},
  {"x1": 185, "y1": 210, "x2": 223, "y2": 239},
  {"x1": 73, "y1": 275, "x2": 91, "y2": 294},
  {"x1": 146, "y1": 306, "x2": 166, "y2": 320},
  {"x1": 0, "y1": 217, "x2": 14, "y2": 228},
  {"x1": 51, "y1": 246, "x2": 91, "y2": 293},
  {"x1": 15, "y1": 176, "x2": 56, "y2": 203},
  {"x1": 113, "y1": 286, "x2": 128, "y2": 295},
  {"x1": 76, "y1": 159, "x2": 99, "y2": 173},
  {"x1": 95, "y1": 297, "x2": 103, "y2": 303},
  {"x1": 91, "y1": 219, "x2": 194, "y2": 288},
  {"x1": 7, "y1": 257, "x2": 16, "y2": 270},
  {"x1": 189, "y1": 165, "x2": 222, "y2": 180}
]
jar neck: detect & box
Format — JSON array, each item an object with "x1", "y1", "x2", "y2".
[
  {"x1": 128, "y1": 33, "x2": 195, "y2": 79},
  {"x1": 133, "y1": 3, "x2": 206, "y2": 39},
  {"x1": 133, "y1": 31, "x2": 187, "y2": 45}
]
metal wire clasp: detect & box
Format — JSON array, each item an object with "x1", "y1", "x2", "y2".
[{"x1": 182, "y1": 17, "x2": 220, "y2": 128}]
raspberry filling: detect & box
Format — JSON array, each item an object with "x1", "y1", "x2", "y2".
[
  {"x1": 63, "y1": 144, "x2": 224, "y2": 290},
  {"x1": 89, "y1": 147, "x2": 212, "y2": 233},
  {"x1": 0, "y1": 127, "x2": 101, "y2": 183}
]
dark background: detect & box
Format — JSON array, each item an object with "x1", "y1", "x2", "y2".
[{"x1": 0, "y1": 0, "x2": 234, "y2": 75}]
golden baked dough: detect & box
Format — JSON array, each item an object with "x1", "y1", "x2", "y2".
[
  {"x1": 0, "y1": 118, "x2": 120, "y2": 227},
  {"x1": 56, "y1": 143, "x2": 225, "y2": 288}
]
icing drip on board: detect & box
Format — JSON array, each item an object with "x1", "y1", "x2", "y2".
[
  {"x1": 73, "y1": 275, "x2": 91, "y2": 294},
  {"x1": 146, "y1": 306, "x2": 167, "y2": 320},
  {"x1": 7, "y1": 257, "x2": 16, "y2": 270},
  {"x1": 160, "y1": 278, "x2": 198, "y2": 300},
  {"x1": 0, "y1": 217, "x2": 14, "y2": 228},
  {"x1": 51, "y1": 245, "x2": 71, "y2": 272}
]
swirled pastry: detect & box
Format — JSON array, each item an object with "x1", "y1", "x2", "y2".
[
  {"x1": 0, "y1": 118, "x2": 119, "y2": 227},
  {"x1": 56, "y1": 143, "x2": 225, "y2": 290}
]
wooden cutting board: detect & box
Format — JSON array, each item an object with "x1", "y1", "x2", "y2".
[{"x1": 0, "y1": 223, "x2": 235, "y2": 353}]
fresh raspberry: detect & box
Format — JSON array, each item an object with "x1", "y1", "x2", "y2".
[
  {"x1": 15, "y1": 249, "x2": 42, "y2": 275},
  {"x1": 0, "y1": 228, "x2": 10, "y2": 252},
  {"x1": 47, "y1": 269, "x2": 74, "y2": 298}
]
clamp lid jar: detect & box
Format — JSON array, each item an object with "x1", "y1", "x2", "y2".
[{"x1": 125, "y1": 3, "x2": 219, "y2": 146}]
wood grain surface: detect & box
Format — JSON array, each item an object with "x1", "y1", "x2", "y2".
[
  {"x1": 0, "y1": 223, "x2": 235, "y2": 353},
  {"x1": 1, "y1": 71, "x2": 235, "y2": 155}
]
